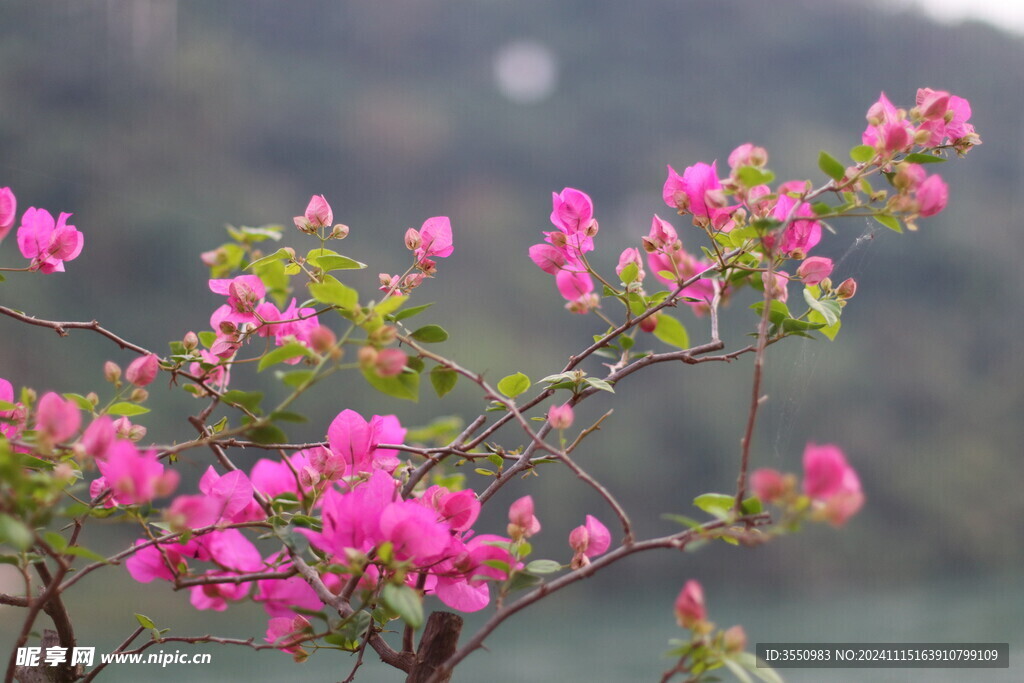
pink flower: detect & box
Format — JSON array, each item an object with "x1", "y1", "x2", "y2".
[
  {"x1": 802, "y1": 443, "x2": 864, "y2": 526},
  {"x1": 0, "y1": 187, "x2": 15, "y2": 240},
  {"x1": 293, "y1": 195, "x2": 333, "y2": 232},
  {"x1": 125, "y1": 541, "x2": 190, "y2": 583},
  {"x1": 374, "y1": 348, "x2": 407, "y2": 377},
  {"x1": 550, "y1": 188, "x2": 598, "y2": 243},
  {"x1": 796, "y1": 256, "x2": 833, "y2": 285},
  {"x1": 663, "y1": 162, "x2": 729, "y2": 225},
  {"x1": 125, "y1": 354, "x2": 159, "y2": 387},
  {"x1": 508, "y1": 495, "x2": 540, "y2": 539},
  {"x1": 266, "y1": 615, "x2": 312, "y2": 653},
  {"x1": 256, "y1": 569, "x2": 323, "y2": 618},
  {"x1": 96, "y1": 440, "x2": 179, "y2": 506},
  {"x1": 674, "y1": 580, "x2": 706, "y2": 629},
  {"x1": 0, "y1": 378, "x2": 25, "y2": 442},
  {"x1": 379, "y1": 499, "x2": 453, "y2": 564},
  {"x1": 81, "y1": 416, "x2": 116, "y2": 459},
  {"x1": 915, "y1": 88, "x2": 951, "y2": 120},
  {"x1": 16, "y1": 208, "x2": 84, "y2": 273},
  {"x1": 415, "y1": 216, "x2": 454, "y2": 262},
  {"x1": 727, "y1": 143, "x2": 768, "y2": 170},
  {"x1": 771, "y1": 195, "x2": 821, "y2": 256},
  {"x1": 35, "y1": 392, "x2": 81, "y2": 442},
  {"x1": 547, "y1": 403, "x2": 574, "y2": 430},
  {"x1": 569, "y1": 514, "x2": 611, "y2": 568},
  {"x1": 327, "y1": 409, "x2": 406, "y2": 477},
  {"x1": 917, "y1": 174, "x2": 948, "y2": 217},
  {"x1": 209, "y1": 274, "x2": 266, "y2": 324},
  {"x1": 528, "y1": 243, "x2": 568, "y2": 275},
  {"x1": 189, "y1": 576, "x2": 250, "y2": 611},
  {"x1": 555, "y1": 268, "x2": 594, "y2": 302},
  {"x1": 423, "y1": 487, "x2": 480, "y2": 532}
]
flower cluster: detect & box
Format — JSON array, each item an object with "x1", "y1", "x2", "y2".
[
  {"x1": 0, "y1": 187, "x2": 84, "y2": 273},
  {"x1": 380, "y1": 215, "x2": 454, "y2": 297},
  {"x1": 752, "y1": 442, "x2": 864, "y2": 526},
  {"x1": 528, "y1": 188, "x2": 601, "y2": 313}
]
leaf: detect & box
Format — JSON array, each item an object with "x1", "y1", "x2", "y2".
[
  {"x1": 818, "y1": 151, "x2": 846, "y2": 181},
  {"x1": 662, "y1": 513, "x2": 703, "y2": 529},
  {"x1": 693, "y1": 493, "x2": 736, "y2": 520},
  {"x1": 810, "y1": 202, "x2": 832, "y2": 216},
  {"x1": 904, "y1": 152, "x2": 946, "y2": 164},
  {"x1": 362, "y1": 368, "x2": 419, "y2": 401},
  {"x1": 309, "y1": 275, "x2": 358, "y2": 310},
  {"x1": 873, "y1": 213, "x2": 902, "y2": 233},
  {"x1": 372, "y1": 295, "x2": 408, "y2": 316},
  {"x1": 525, "y1": 559, "x2": 563, "y2": 574},
  {"x1": 392, "y1": 302, "x2": 433, "y2": 322},
  {"x1": 497, "y1": 372, "x2": 531, "y2": 398},
  {"x1": 198, "y1": 331, "x2": 218, "y2": 349},
  {"x1": 62, "y1": 393, "x2": 94, "y2": 412},
  {"x1": 750, "y1": 300, "x2": 792, "y2": 325},
  {"x1": 618, "y1": 262, "x2": 639, "y2": 284},
  {"x1": 314, "y1": 255, "x2": 367, "y2": 271},
  {"x1": 276, "y1": 369, "x2": 314, "y2": 388},
  {"x1": 653, "y1": 313, "x2": 690, "y2": 349},
  {"x1": 43, "y1": 531, "x2": 68, "y2": 552},
  {"x1": 221, "y1": 390, "x2": 264, "y2": 414},
  {"x1": 722, "y1": 658, "x2": 754, "y2": 683},
  {"x1": 781, "y1": 318, "x2": 826, "y2": 332},
  {"x1": 808, "y1": 309, "x2": 841, "y2": 340},
  {"x1": 107, "y1": 402, "x2": 150, "y2": 417},
  {"x1": 134, "y1": 613, "x2": 157, "y2": 630},
  {"x1": 736, "y1": 166, "x2": 775, "y2": 188},
  {"x1": 584, "y1": 377, "x2": 615, "y2": 394},
  {"x1": 849, "y1": 144, "x2": 876, "y2": 163},
  {"x1": 0, "y1": 400, "x2": 17, "y2": 412},
  {"x1": 429, "y1": 366, "x2": 458, "y2": 398},
  {"x1": 247, "y1": 423, "x2": 288, "y2": 445},
  {"x1": 258, "y1": 342, "x2": 313, "y2": 372},
  {"x1": 245, "y1": 247, "x2": 293, "y2": 271},
  {"x1": 740, "y1": 496, "x2": 763, "y2": 515},
  {"x1": 410, "y1": 324, "x2": 449, "y2": 343},
  {"x1": 0, "y1": 514, "x2": 33, "y2": 551},
  {"x1": 381, "y1": 583, "x2": 423, "y2": 629},
  {"x1": 802, "y1": 288, "x2": 841, "y2": 327}
]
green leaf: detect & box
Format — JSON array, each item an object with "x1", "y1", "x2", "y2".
[
  {"x1": 802, "y1": 288, "x2": 841, "y2": 327},
  {"x1": 410, "y1": 324, "x2": 449, "y2": 343},
  {"x1": 107, "y1": 402, "x2": 150, "y2": 417},
  {"x1": 314, "y1": 255, "x2": 367, "y2": 271},
  {"x1": 221, "y1": 390, "x2": 264, "y2": 414},
  {"x1": 653, "y1": 313, "x2": 690, "y2": 349},
  {"x1": 258, "y1": 342, "x2": 314, "y2": 372},
  {"x1": 64, "y1": 545, "x2": 107, "y2": 562},
  {"x1": 62, "y1": 393, "x2": 94, "y2": 412},
  {"x1": 781, "y1": 317, "x2": 826, "y2": 332},
  {"x1": 811, "y1": 202, "x2": 833, "y2": 216},
  {"x1": 873, "y1": 213, "x2": 902, "y2": 233},
  {"x1": 372, "y1": 295, "x2": 408, "y2": 316},
  {"x1": 429, "y1": 366, "x2": 458, "y2": 398},
  {"x1": 584, "y1": 377, "x2": 615, "y2": 394},
  {"x1": 381, "y1": 583, "x2": 423, "y2": 629},
  {"x1": 904, "y1": 152, "x2": 946, "y2": 164},
  {"x1": 229, "y1": 224, "x2": 283, "y2": 242},
  {"x1": 134, "y1": 613, "x2": 156, "y2": 630},
  {"x1": 362, "y1": 368, "x2": 419, "y2": 401},
  {"x1": 198, "y1": 331, "x2": 218, "y2": 349},
  {"x1": 0, "y1": 400, "x2": 16, "y2": 412},
  {"x1": 245, "y1": 247, "x2": 293, "y2": 271},
  {"x1": 0, "y1": 514, "x2": 33, "y2": 551},
  {"x1": 740, "y1": 496, "x2": 763, "y2": 515},
  {"x1": 247, "y1": 423, "x2": 288, "y2": 445},
  {"x1": 392, "y1": 302, "x2": 433, "y2": 322},
  {"x1": 618, "y1": 262, "x2": 639, "y2": 284},
  {"x1": 525, "y1": 559, "x2": 563, "y2": 574},
  {"x1": 818, "y1": 151, "x2": 846, "y2": 181},
  {"x1": 750, "y1": 300, "x2": 792, "y2": 325},
  {"x1": 270, "y1": 410, "x2": 309, "y2": 423},
  {"x1": 309, "y1": 275, "x2": 358, "y2": 310},
  {"x1": 662, "y1": 513, "x2": 703, "y2": 529},
  {"x1": 808, "y1": 309, "x2": 841, "y2": 340},
  {"x1": 693, "y1": 493, "x2": 736, "y2": 520},
  {"x1": 277, "y1": 369, "x2": 314, "y2": 388},
  {"x1": 497, "y1": 372, "x2": 531, "y2": 398},
  {"x1": 43, "y1": 531, "x2": 68, "y2": 552},
  {"x1": 849, "y1": 144, "x2": 876, "y2": 164},
  {"x1": 505, "y1": 571, "x2": 543, "y2": 592},
  {"x1": 736, "y1": 166, "x2": 775, "y2": 188}
]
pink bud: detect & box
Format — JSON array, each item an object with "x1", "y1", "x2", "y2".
[
  {"x1": 616, "y1": 247, "x2": 645, "y2": 283},
  {"x1": 81, "y1": 416, "x2": 116, "y2": 459},
  {"x1": 104, "y1": 361, "x2": 122, "y2": 384},
  {"x1": 125, "y1": 354, "x2": 159, "y2": 387},
  {"x1": 640, "y1": 313, "x2": 659, "y2": 334},
  {"x1": 374, "y1": 349, "x2": 407, "y2": 377},
  {"x1": 547, "y1": 403, "x2": 574, "y2": 430},
  {"x1": 761, "y1": 270, "x2": 789, "y2": 303},
  {"x1": 0, "y1": 187, "x2": 16, "y2": 240},
  {"x1": 568, "y1": 525, "x2": 589, "y2": 553},
  {"x1": 723, "y1": 625, "x2": 747, "y2": 653},
  {"x1": 802, "y1": 443, "x2": 863, "y2": 526},
  {"x1": 728, "y1": 143, "x2": 768, "y2": 170},
  {"x1": 917, "y1": 174, "x2": 948, "y2": 217},
  {"x1": 751, "y1": 468, "x2": 786, "y2": 503},
  {"x1": 508, "y1": 495, "x2": 540, "y2": 538},
  {"x1": 35, "y1": 392, "x2": 81, "y2": 442},
  {"x1": 404, "y1": 228, "x2": 422, "y2": 251},
  {"x1": 836, "y1": 278, "x2": 857, "y2": 299},
  {"x1": 796, "y1": 256, "x2": 833, "y2": 286},
  {"x1": 674, "y1": 580, "x2": 706, "y2": 630},
  {"x1": 182, "y1": 331, "x2": 199, "y2": 351}
]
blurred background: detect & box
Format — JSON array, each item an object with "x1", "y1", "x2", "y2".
[{"x1": 1, "y1": 1, "x2": 1021, "y2": 681}]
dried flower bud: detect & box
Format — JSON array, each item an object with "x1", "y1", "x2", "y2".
[{"x1": 103, "y1": 361, "x2": 121, "y2": 384}]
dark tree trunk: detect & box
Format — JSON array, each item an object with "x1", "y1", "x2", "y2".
[{"x1": 405, "y1": 611, "x2": 463, "y2": 683}]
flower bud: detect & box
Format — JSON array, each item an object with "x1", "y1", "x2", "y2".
[
  {"x1": 404, "y1": 228, "x2": 422, "y2": 251},
  {"x1": 836, "y1": 278, "x2": 857, "y2": 299},
  {"x1": 370, "y1": 325, "x2": 398, "y2": 346},
  {"x1": 308, "y1": 326, "x2": 337, "y2": 354},
  {"x1": 182, "y1": 331, "x2": 199, "y2": 351},
  {"x1": 104, "y1": 361, "x2": 122, "y2": 384},
  {"x1": 751, "y1": 468, "x2": 786, "y2": 503},
  {"x1": 357, "y1": 345, "x2": 378, "y2": 368},
  {"x1": 674, "y1": 580, "x2": 706, "y2": 630},
  {"x1": 125, "y1": 354, "x2": 159, "y2": 387},
  {"x1": 508, "y1": 495, "x2": 541, "y2": 539},
  {"x1": 329, "y1": 224, "x2": 350, "y2": 239},
  {"x1": 639, "y1": 313, "x2": 659, "y2": 333},
  {"x1": 374, "y1": 349, "x2": 407, "y2": 377},
  {"x1": 547, "y1": 403, "x2": 574, "y2": 430},
  {"x1": 723, "y1": 625, "x2": 747, "y2": 654},
  {"x1": 583, "y1": 219, "x2": 599, "y2": 238},
  {"x1": 130, "y1": 388, "x2": 149, "y2": 403},
  {"x1": 796, "y1": 256, "x2": 833, "y2": 286},
  {"x1": 85, "y1": 392, "x2": 99, "y2": 406}
]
